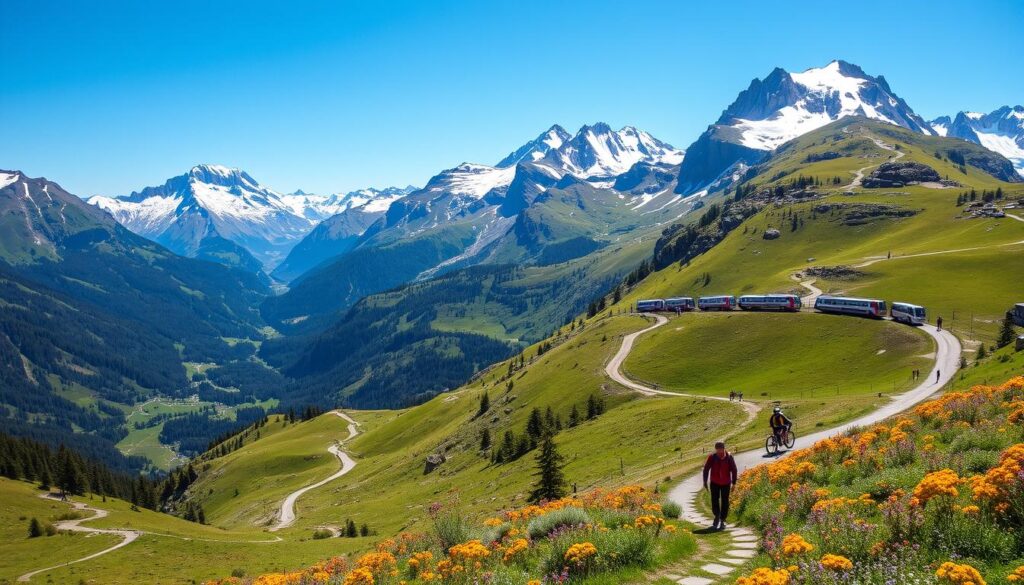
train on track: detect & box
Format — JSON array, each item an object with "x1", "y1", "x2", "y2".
[{"x1": 635, "y1": 293, "x2": 928, "y2": 325}]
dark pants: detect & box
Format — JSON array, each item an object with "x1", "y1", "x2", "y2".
[{"x1": 710, "y1": 483, "x2": 731, "y2": 521}]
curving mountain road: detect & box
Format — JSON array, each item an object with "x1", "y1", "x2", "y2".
[
  {"x1": 270, "y1": 411, "x2": 359, "y2": 531},
  {"x1": 665, "y1": 322, "x2": 961, "y2": 532},
  {"x1": 18, "y1": 497, "x2": 141, "y2": 582}
]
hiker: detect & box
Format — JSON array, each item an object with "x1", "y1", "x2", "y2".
[
  {"x1": 702, "y1": 441, "x2": 738, "y2": 530},
  {"x1": 729, "y1": 391, "x2": 735, "y2": 401},
  {"x1": 936, "y1": 369, "x2": 941, "y2": 383},
  {"x1": 936, "y1": 316, "x2": 943, "y2": 331},
  {"x1": 738, "y1": 391, "x2": 744, "y2": 401}
]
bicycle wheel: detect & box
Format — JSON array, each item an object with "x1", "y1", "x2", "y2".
[
  {"x1": 765, "y1": 435, "x2": 778, "y2": 455},
  {"x1": 785, "y1": 430, "x2": 796, "y2": 449}
]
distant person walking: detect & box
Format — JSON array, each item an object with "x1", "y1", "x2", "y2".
[
  {"x1": 936, "y1": 369, "x2": 941, "y2": 383},
  {"x1": 702, "y1": 441, "x2": 738, "y2": 530},
  {"x1": 936, "y1": 316, "x2": 943, "y2": 331},
  {"x1": 729, "y1": 391, "x2": 735, "y2": 401}
]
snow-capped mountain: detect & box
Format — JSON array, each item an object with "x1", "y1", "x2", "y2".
[
  {"x1": 268, "y1": 123, "x2": 690, "y2": 319},
  {"x1": 538, "y1": 123, "x2": 684, "y2": 178},
  {"x1": 281, "y1": 186, "x2": 417, "y2": 222},
  {"x1": 496, "y1": 125, "x2": 572, "y2": 168},
  {"x1": 271, "y1": 185, "x2": 417, "y2": 282},
  {"x1": 930, "y1": 106, "x2": 1024, "y2": 176},
  {"x1": 676, "y1": 60, "x2": 933, "y2": 193},
  {"x1": 89, "y1": 164, "x2": 312, "y2": 270}
]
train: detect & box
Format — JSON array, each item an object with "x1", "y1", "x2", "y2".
[
  {"x1": 890, "y1": 302, "x2": 927, "y2": 325},
  {"x1": 636, "y1": 293, "x2": 927, "y2": 328},
  {"x1": 698, "y1": 295, "x2": 736, "y2": 311},
  {"x1": 814, "y1": 295, "x2": 887, "y2": 318},
  {"x1": 665, "y1": 297, "x2": 696, "y2": 311},
  {"x1": 738, "y1": 294, "x2": 801, "y2": 312}
]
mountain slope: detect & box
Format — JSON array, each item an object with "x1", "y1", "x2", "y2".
[
  {"x1": 675, "y1": 60, "x2": 935, "y2": 194},
  {"x1": 496, "y1": 124, "x2": 571, "y2": 167},
  {"x1": 89, "y1": 165, "x2": 313, "y2": 271},
  {"x1": 0, "y1": 170, "x2": 271, "y2": 463},
  {"x1": 263, "y1": 123, "x2": 686, "y2": 330},
  {"x1": 271, "y1": 186, "x2": 416, "y2": 282},
  {"x1": 930, "y1": 106, "x2": 1024, "y2": 176}
]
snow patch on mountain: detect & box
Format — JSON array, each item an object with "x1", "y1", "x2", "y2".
[
  {"x1": 425, "y1": 163, "x2": 517, "y2": 198},
  {"x1": 497, "y1": 125, "x2": 572, "y2": 167},
  {"x1": 541, "y1": 123, "x2": 683, "y2": 178},
  {"x1": 935, "y1": 106, "x2": 1024, "y2": 176},
  {"x1": 731, "y1": 61, "x2": 934, "y2": 150}
]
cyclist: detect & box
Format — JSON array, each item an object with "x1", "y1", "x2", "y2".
[{"x1": 769, "y1": 406, "x2": 792, "y2": 445}]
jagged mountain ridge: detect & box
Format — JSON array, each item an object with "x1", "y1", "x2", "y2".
[
  {"x1": 89, "y1": 165, "x2": 414, "y2": 272},
  {"x1": 930, "y1": 106, "x2": 1024, "y2": 176},
  {"x1": 675, "y1": 60, "x2": 936, "y2": 194},
  {"x1": 262, "y1": 123, "x2": 690, "y2": 328}
]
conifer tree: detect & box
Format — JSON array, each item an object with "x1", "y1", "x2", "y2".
[
  {"x1": 529, "y1": 434, "x2": 566, "y2": 503},
  {"x1": 997, "y1": 311, "x2": 1017, "y2": 349},
  {"x1": 480, "y1": 428, "x2": 491, "y2": 451},
  {"x1": 477, "y1": 391, "x2": 490, "y2": 417}
]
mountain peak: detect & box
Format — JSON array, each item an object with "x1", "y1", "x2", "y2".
[
  {"x1": 937, "y1": 105, "x2": 1024, "y2": 176},
  {"x1": 496, "y1": 125, "x2": 572, "y2": 168}
]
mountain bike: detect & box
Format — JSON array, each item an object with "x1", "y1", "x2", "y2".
[{"x1": 765, "y1": 425, "x2": 796, "y2": 455}]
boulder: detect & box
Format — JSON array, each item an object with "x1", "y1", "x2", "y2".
[
  {"x1": 862, "y1": 162, "x2": 941, "y2": 188},
  {"x1": 424, "y1": 453, "x2": 446, "y2": 475},
  {"x1": 762, "y1": 228, "x2": 781, "y2": 240}
]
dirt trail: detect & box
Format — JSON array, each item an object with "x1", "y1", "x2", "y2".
[
  {"x1": 18, "y1": 497, "x2": 141, "y2": 582},
  {"x1": 270, "y1": 411, "x2": 359, "y2": 531},
  {"x1": 604, "y1": 314, "x2": 760, "y2": 422},
  {"x1": 842, "y1": 134, "x2": 904, "y2": 191}
]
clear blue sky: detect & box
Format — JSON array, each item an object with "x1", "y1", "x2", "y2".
[{"x1": 2, "y1": 0, "x2": 1021, "y2": 196}]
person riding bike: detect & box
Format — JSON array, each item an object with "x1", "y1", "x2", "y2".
[{"x1": 769, "y1": 407, "x2": 792, "y2": 443}]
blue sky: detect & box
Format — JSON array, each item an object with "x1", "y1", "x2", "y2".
[{"x1": 2, "y1": 0, "x2": 1021, "y2": 196}]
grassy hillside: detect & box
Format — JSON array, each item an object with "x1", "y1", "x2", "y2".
[
  {"x1": 623, "y1": 119, "x2": 1024, "y2": 347},
  {"x1": 625, "y1": 312, "x2": 932, "y2": 399}
]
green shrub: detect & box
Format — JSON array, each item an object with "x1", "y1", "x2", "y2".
[
  {"x1": 230, "y1": 568, "x2": 246, "y2": 578},
  {"x1": 432, "y1": 509, "x2": 468, "y2": 550},
  {"x1": 311, "y1": 528, "x2": 334, "y2": 540},
  {"x1": 588, "y1": 508, "x2": 634, "y2": 529},
  {"x1": 592, "y1": 528, "x2": 655, "y2": 569},
  {"x1": 527, "y1": 506, "x2": 591, "y2": 539},
  {"x1": 53, "y1": 511, "x2": 83, "y2": 522},
  {"x1": 660, "y1": 500, "x2": 682, "y2": 519},
  {"x1": 479, "y1": 521, "x2": 514, "y2": 545}
]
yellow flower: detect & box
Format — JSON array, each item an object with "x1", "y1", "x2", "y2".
[
  {"x1": 735, "y1": 567, "x2": 791, "y2": 585},
  {"x1": 935, "y1": 561, "x2": 986, "y2": 585},
  {"x1": 820, "y1": 554, "x2": 853, "y2": 571},
  {"x1": 564, "y1": 542, "x2": 598, "y2": 565},
  {"x1": 1006, "y1": 565, "x2": 1024, "y2": 582},
  {"x1": 780, "y1": 533, "x2": 813, "y2": 556}
]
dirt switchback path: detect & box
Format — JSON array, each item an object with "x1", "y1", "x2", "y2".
[
  {"x1": 271, "y1": 411, "x2": 359, "y2": 531},
  {"x1": 605, "y1": 313, "x2": 761, "y2": 422},
  {"x1": 18, "y1": 497, "x2": 140, "y2": 582}
]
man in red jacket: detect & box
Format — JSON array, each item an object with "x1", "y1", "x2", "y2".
[{"x1": 702, "y1": 441, "x2": 738, "y2": 530}]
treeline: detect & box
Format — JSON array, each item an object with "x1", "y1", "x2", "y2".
[
  {"x1": 956, "y1": 187, "x2": 1005, "y2": 206},
  {"x1": 483, "y1": 393, "x2": 606, "y2": 464},
  {"x1": 159, "y1": 406, "x2": 267, "y2": 457},
  {"x1": 0, "y1": 431, "x2": 162, "y2": 506}
]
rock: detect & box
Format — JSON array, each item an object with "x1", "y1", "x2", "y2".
[
  {"x1": 762, "y1": 228, "x2": 781, "y2": 240},
  {"x1": 863, "y1": 162, "x2": 941, "y2": 188},
  {"x1": 424, "y1": 453, "x2": 446, "y2": 475},
  {"x1": 805, "y1": 151, "x2": 842, "y2": 163},
  {"x1": 805, "y1": 265, "x2": 865, "y2": 280}
]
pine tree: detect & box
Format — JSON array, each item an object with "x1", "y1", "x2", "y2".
[
  {"x1": 997, "y1": 311, "x2": 1017, "y2": 348},
  {"x1": 529, "y1": 434, "x2": 566, "y2": 503},
  {"x1": 346, "y1": 519, "x2": 358, "y2": 537},
  {"x1": 28, "y1": 518, "x2": 43, "y2": 538},
  {"x1": 526, "y1": 408, "x2": 545, "y2": 441},
  {"x1": 568, "y1": 405, "x2": 580, "y2": 427},
  {"x1": 360, "y1": 523, "x2": 369, "y2": 536},
  {"x1": 477, "y1": 391, "x2": 490, "y2": 417},
  {"x1": 480, "y1": 428, "x2": 491, "y2": 451}
]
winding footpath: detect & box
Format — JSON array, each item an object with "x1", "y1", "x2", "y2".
[
  {"x1": 271, "y1": 410, "x2": 359, "y2": 531},
  {"x1": 18, "y1": 411, "x2": 359, "y2": 582},
  {"x1": 18, "y1": 497, "x2": 141, "y2": 582},
  {"x1": 605, "y1": 311, "x2": 961, "y2": 585},
  {"x1": 605, "y1": 314, "x2": 760, "y2": 422}
]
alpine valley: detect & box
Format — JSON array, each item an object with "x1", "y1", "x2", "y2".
[{"x1": 2, "y1": 57, "x2": 1024, "y2": 585}]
